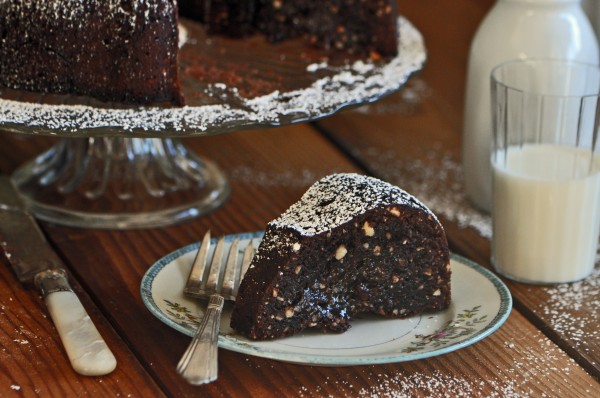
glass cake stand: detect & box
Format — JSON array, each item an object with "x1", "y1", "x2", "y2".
[{"x1": 0, "y1": 17, "x2": 426, "y2": 229}]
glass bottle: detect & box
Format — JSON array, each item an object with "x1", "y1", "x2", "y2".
[{"x1": 462, "y1": 0, "x2": 599, "y2": 212}]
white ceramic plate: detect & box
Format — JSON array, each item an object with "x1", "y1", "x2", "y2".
[{"x1": 141, "y1": 231, "x2": 512, "y2": 365}]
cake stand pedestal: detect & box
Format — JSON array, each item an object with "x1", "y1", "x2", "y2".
[
  {"x1": 12, "y1": 137, "x2": 229, "y2": 229},
  {"x1": 0, "y1": 17, "x2": 425, "y2": 229}
]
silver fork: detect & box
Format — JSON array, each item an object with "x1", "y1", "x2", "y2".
[{"x1": 176, "y1": 231, "x2": 254, "y2": 385}]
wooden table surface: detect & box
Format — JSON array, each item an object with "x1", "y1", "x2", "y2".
[{"x1": 1, "y1": 1, "x2": 599, "y2": 397}]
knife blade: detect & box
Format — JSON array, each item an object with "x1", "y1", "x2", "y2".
[{"x1": 0, "y1": 176, "x2": 116, "y2": 376}]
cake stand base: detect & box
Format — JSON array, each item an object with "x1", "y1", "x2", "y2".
[{"x1": 11, "y1": 137, "x2": 230, "y2": 229}]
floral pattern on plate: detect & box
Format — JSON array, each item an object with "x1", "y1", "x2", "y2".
[{"x1": 141, "y1": 231, "x2": 512, "y2": 365}]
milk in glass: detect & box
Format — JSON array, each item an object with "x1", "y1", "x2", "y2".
[{"x1": 492, "y1": 144, "x2": 600, "y2": 283}]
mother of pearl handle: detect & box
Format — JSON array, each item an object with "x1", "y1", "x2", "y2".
[{"x1": 45, "y1": 290, "x2": 117, "y2": 376}]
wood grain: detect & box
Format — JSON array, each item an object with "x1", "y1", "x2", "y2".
[
  {"x1": 0, "y1": 250, "x2": 164, "y2": 397},
  {"x1": 0, "y1": 122, "x2": 593, "y2": 396},
  {"x1": 0, "y1": 1, "x2": 598, "y2": 396}
]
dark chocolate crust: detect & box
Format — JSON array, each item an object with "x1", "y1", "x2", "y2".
[
  {"x1": 0, "y1": 0, "x2": 398, "y2": 105},
  {"x1": 180, "y1": 0, "x2": 257, "y2": 37},
  {"x1": 230, "y1": 174, "x2": 451, "y2": 340},
  {"x1": 182, "y1": 0, "x2": 399, "y2": 57},
  {"x1": 257, "y1": 0, "x2": 399, "y2": 57},
  {"x1": 0, "y1": 0, "x2": 183, "y2": 105}
]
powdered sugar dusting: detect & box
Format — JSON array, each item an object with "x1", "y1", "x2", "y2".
[
  {"x1": 246, "y1": 23, "x2": 424, "y2": 126},
  {"x1": 539, "y1": 266, "x2": 600, "y2": 350},
  {"x1": 271, "y1": 173, "x2": 434, "y2": 236},
  {"x1": 0, "y1": 17, "x2": 425, "y2": 136},
  {"x1": 352, "y1": 339, "x2": 590, "y2": 397},
  {"x1": 351, "y1": 143, "x2": 492, "y2": 238},
  {"x1": 0, "y1": 101, "x2": 250, "y2": 134},
  {"x1": 178, "y1": 24, "x2": 189, "y2": 48},
  {"x1": 290, "y1": 331, "x2": 595, "y2": 397},
  {"x1": 2, "y1": 0, "x2": 174, "y2": 27}
]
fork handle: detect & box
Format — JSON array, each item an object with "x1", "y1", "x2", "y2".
[{"x1": 176, "y1": 294, "x2": 225, "y2": 385}]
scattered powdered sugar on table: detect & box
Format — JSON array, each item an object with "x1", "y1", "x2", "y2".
[
  {"x1": 228, "y1": 167, "x2": 347, "y2": 189},
  {"x1": 0, "y1": 17, "x2": 425, "y2": 136},
  {"x1": 294, "y1": 335, "x2": 594, "y2": 397},
  {"x1": 355, "y1": 371, "x2": 528, "y2": 397},
  {"x1": 538, "y1": 266, "x2": 600, "y2": 350}
]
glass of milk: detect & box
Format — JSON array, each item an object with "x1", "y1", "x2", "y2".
[{"x1": 490, "y1": 59, "x2": 600, "y2": 284}]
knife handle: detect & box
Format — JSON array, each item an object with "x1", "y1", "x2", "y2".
[{"x1": 45, "y1": 290, "x2": 117, "y2": 376}]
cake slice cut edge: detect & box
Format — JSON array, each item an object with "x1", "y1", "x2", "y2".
[{"x1": 230, "y1": 173, "x2": 451, "y2": 340}]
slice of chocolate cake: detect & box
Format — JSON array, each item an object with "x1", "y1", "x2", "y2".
[{"x1": 230, "y1": 173, "x2": 451, "y2": 340}]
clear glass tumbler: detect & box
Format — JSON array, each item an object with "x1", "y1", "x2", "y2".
[{"x1": 490, "y1": 59, "x2": 600, "y2": 284}]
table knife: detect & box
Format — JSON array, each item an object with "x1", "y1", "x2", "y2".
[{"x1": 0, "y1": 176, "x2": 117, "y2": 376}]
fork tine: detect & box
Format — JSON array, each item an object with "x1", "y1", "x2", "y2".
[
  {"x1": 205, "y1": 237, "x2": 225, "y2": 293},
  {"x1": 184, "y1": 234, "x2": 256, "y2": 302},
  {"x1": 241, "y1": 240, "x2": 254, "y2": 278},
  {"x1": 232, "y1": 240, "x2": 255, "y2": 298},
  {"x1": 220, "y1": 239, "x2": 239, "y2": 300},
  {"x1": 177, "y1": 234, "x2": 242, "y2": 386},
  {"x1": 183, "y1": 231, "x2": 211, "y2": 296}
]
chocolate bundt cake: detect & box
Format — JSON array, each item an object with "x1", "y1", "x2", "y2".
[
  {"x1": 0, "y1": 0, "x2": 399, "y2": 105},
  {"x1": 177, "y1": 0, "x2": 399, "y2": 57},
  {"x1": 256, "y1": 0, "x2": 398, "y2": 57},
  {"x1": 0, "y1": 0, "x2": 183, "y2": 105},
  {"x1": 180, "y1": 0, "x2": 257, "y2": 37},
  {"x1": 230, "y1": 173, "x2": 451, "y2": 340}
]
